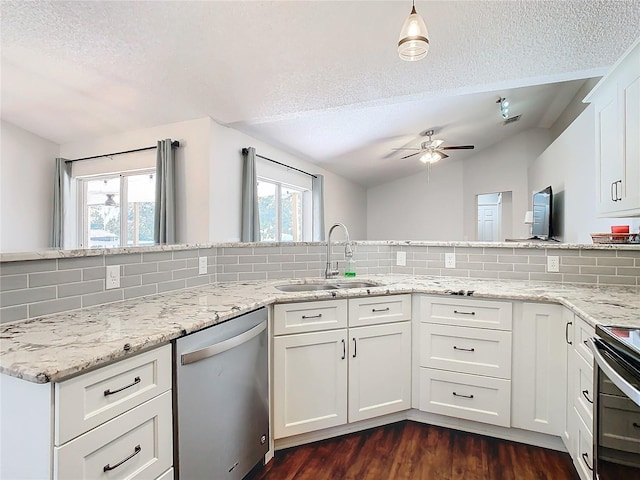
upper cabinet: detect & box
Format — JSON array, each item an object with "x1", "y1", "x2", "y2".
[{"x1": 584, "y1": 38, "x2": 640, "y2": 217}]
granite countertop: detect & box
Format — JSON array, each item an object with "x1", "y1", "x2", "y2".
[{"x1": 1, "y1": 275, "x2": 639, "y2": 383}]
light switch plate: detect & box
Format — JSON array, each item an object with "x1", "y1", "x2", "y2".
[
  {"x1": 445, "y1": 252, "x2": 456, "y2": 269},
  {"x1": 198, "y1": 257, "x2": 208, "y2": 275},
  {"x1": 106, "y1": 265, "x2": 120, "y2": 289},
  {"x1": 547, "y1": 255, "x2": 559, "y2": 273},
  {"x1": 396, "y1": 251, "x2": 406, "y2": 266}
]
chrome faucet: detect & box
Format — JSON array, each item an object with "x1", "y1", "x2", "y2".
[{"x1": 325, "y1": 223, "x2": 353, "y2": 279}]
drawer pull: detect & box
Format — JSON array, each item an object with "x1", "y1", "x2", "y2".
[
  {"x1": 453, "y1": 346, "x2": 475, "y2": 352},
  {"x1": 582, "y1": 389, "x2": 593, "y2": 404},
  {"x1": 633, "y1": 422, "x2": 640, "y2": 429},
  {"x1": 372, "y1": 307, "x2": 390, "y2": 313},
  {"x1": 103, "y1": 444, "x2": 141, "y2": 472},
  {"x1": 565, "y1": 321, "x2": 572, "y2": 345},
  {"x1": 104, "y1": 376, "x2": 141, "y2": 396},
  {"x1": 352, "y1": 338, "x2": 357, "y2": 358},
  {"x1": 581, "y1": 452, "x2": 593, "y2": 472},
  {"x1": 452, "y1": 392, "x2": 474, "y2": 399},
  {"x1": 341, "y1": 339, "x2": 346, "y2": 360},
  {"x1": 301, "y1": 313, "x2": 322, "y2": 319},
  {"x1": 453, "y1": 310, "x2": 475, "y2": 316}
]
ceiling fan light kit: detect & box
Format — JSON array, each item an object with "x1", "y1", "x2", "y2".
[
  {"x1": 398, "y1": 1, "x2": 430, "y2": 61},
  {"x1": 497, "y1": 97, "x2": 510, "y2": 119}
]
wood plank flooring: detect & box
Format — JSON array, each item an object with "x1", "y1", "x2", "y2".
[{"x1": 246, "y1": 421, "x2": 580, "y2": 480}]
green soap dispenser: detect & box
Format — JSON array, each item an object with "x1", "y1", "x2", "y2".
[{"x1": 345, "y1": 254, "x2": 356, "y2": 278}]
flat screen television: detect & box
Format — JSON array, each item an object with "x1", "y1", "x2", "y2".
[{"x1": 531, "y1": 186, "x2": 553, "y2": 240}]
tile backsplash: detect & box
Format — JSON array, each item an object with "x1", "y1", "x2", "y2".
[{"x1": 1, "y1": 243, "x2": 638, "y2": 324}]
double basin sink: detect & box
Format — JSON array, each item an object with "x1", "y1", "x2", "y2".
[{"x1": 275, "y1": 280, "x2": 379, "y2": 292}]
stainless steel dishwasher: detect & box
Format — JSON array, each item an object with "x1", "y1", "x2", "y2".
[{"x1": 175, "y1": 308, "x2": 268, "y2": 480}]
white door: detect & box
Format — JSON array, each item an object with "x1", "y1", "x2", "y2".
[
  {"x1": 348, "y1": 322, "x2": 411, "y2": 422},
  {"x1": 511, "y1": 303, "x2": 566, "y2": 436},
  {"x1": 477, "y1": 204, "x2": 500, "y2": 241},
  {"x1": 273, "y1": 329, "x2": 347, "y2": 438}
]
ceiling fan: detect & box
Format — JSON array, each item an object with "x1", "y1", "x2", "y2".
[{"x1": 393, "y1": 129, "x2": 475, "y2": 164}]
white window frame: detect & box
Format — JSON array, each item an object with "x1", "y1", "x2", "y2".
[
  {"x1": 76, "y1": 169, "x2": 155, "y2": 248},
  {"x1": 257, "y1": 176, "x2": 308, "y2": 242}
]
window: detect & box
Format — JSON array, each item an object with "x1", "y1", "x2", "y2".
[
  {"x1": 257, "y1": 178, "x2": 305, "y2": 242},
  {"x1": 78, "y1": 170, "x2": 156, "y2": 248}
]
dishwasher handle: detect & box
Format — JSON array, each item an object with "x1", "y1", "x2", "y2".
[{"x1": 181, "y1": 321, "x2": 266, "y2": 365}]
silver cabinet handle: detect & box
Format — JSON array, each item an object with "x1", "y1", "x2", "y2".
[
  {"x1": 372, "y1": 307, "x2": 390, "y2": 312},
  {"x1": 352, "y1": 338, "x2": 357, "y2": 358},
  {"x1": 453, "y1": 310, "x2": 475, "y2": 315},
  {"x1": 341, "y1": 339, "x2": 346, "y2": 360},
  {"x1": 582, "y1": 389, "x2": 593, "y2": 404},
  {"x1": 302, "y1": 313, "x2": 322, "y2": 319},
  {"x1": 565, "y1": 321, "x2": 572, "y2": 345},
  {"x1": 581, "y1": 452, "x2": 593, "y2": 472},
  {"x1": 453, "y1": 346, "x2": 475, "y2": 352},
  {"x1": 104, "y1": 376, "x2": 140, "y2": 396},
  {"x1": 103, "y1": 444, "x2": 141, "y2": 472},
  {"x1": 181, "y1": 321, "x2": 266, "y2": 365},
  {"x1": 452, "y1": 392, "x2": 474, "y2": 399}
]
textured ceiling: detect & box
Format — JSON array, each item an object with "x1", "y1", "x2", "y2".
[{"x1": 2, "y1": 1, "x2": 639, "y2": 186}]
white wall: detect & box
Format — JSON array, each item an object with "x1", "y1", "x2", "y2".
[
  {"x1": 60, "y1": 118, "x2": 212, "y2": 244},
  {"x1": 209, "y1": 121, "x2": 367, "y2": 242},
  {"x1": 0, "y1": 121, "x2": 60, "y2": 251},
  {"x1": 367, "y1": 160, "x2": 464, "y2": 240},
  {"x1": 367, "y1": 128, "x2": 551, "y2": 242},
  {"x1": 462, "y1": 128, "x2": 551, "y2": 241},
  {"x1": 529, "y1": 105, "x2": 640, "y2": 243}
]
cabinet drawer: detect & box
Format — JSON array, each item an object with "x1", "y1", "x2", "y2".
[
  {"x1": 420, "y1": 296, "x2": 512, "y2": 330},
  {"x1": 418, "y1": 368, "x2": 511, "y2": 427},
  {"x1": 54, "y1": 391, "x2": 173, "y2": 480},
  {"x1": 574, "y1": 316, "x2": 595, "y2": 364},
  {"x1": 55, "y1": 344, "x2": 172, "y2": 445},
  {"x1": 348, "y1": 294, "x2": 411, "y2": 327},
  {"x1": 574, "y1": 351, "x2": 594, "y2": 431},
  {"x1": 156, "y1": 468, "x2": 174, "y2": 480},
  {"x1": 574, "y1": 408, "x2": 595, "y2": 480},
  {"x1": 274, "y1": 299, "x2": 347, "y2": 335},
  {"x1": 420, "y1": 324, "x2": 512, "y2": 379}
]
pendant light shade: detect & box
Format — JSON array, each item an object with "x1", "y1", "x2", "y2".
[{"x1": 398, "y1": 3, "x2": 430, "y2": 61}]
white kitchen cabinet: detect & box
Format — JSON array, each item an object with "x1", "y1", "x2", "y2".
[
  {"x1": 273, "y1": 329, "x2": 348, "y2": 438},
  {"x1": 273, "y1": 295, "x2": 412, "y2": 439},
  {"x1": 511, "y1": 302, "x2": 566, "y2": 436},
  {"x1": 585, "y1": 38, "x2": 640, "y2": 217},
  {"x1": 348, "y1": 322, "x2": 411, "y2": 422}
]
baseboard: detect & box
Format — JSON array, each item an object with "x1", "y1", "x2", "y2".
[{"x1": 273, "y1": 408, "x2": 567, "y2": 454}]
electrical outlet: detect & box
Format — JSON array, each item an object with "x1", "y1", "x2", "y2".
[
  {"x1": 445, "y1": 252, "x2": 456, "y2": 269},
  {"x1": 105, "y1": 265, "x2": 120, "y2": 289},
  {"x1": 547, "y1": 255, "x2": 559, "y2": 273},
  {"x1": 396, "y1": 251, "x2": 406, "y2": 266},
  {"x1": 198, "y1": 256, "x2": 208, "y2": 275}
]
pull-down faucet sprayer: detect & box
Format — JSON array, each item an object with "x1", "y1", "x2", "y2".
[{"x1": 325, "y1": 223, "x2": 352, "y2": 279}]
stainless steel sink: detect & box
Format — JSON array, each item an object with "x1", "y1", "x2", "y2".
[{"x1": 275, "y1": 281, "x2": 379, "y2": 292}]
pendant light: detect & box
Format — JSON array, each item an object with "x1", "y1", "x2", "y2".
[{"x1": 398, "y1": 1, "x2": 430, "y2": 61}]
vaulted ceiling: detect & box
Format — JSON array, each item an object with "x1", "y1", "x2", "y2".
[{"x1": 2, "y1": 1, "x2": 639, "y2": 186}]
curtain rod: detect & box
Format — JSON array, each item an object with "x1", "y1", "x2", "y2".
[
  {"x1": 65, "y1": 140, "x2": 180, "y2": 163},
  {"x1": 242, "y1": 148, "x2": 317, "y2": 179}
]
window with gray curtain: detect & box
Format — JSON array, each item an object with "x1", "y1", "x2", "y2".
[
  {"x1": 312, "y1": 174, "x2": 325, "y2": 241},
  {"x1": 241, "y1": 147, "x2": 260, "y2": 242},
  {"x1": 51, "y1": 157, "x2": 72, "y2": 248},
  {"x1": 154, "y1": 139, "x2": 176, "y2": 244}
]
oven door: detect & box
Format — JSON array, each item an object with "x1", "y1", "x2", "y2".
[{"x1": 589, "y1": 337, "x2": 640, "y2": 480}]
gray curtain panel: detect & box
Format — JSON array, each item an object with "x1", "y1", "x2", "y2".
[
  {"x1": 51, "y1": 157, "x2": 72, "y2": 248},
  {"x1": 312, "y1": 174, "x2": 325, "y2": 241},
  {"x1": 154, "y1": 139, "x2": 176, "y2": 244},
  {"x1": 241, "y1": 147, "x2": 260, "y2": 242}
]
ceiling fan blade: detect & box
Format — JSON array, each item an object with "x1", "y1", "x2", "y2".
[
  {"x1": 441, "y1": 145, "x2": 475, "y2": 150},
  {"x1": 400, "y1": 151, "x2": 423, "y2": 160}
]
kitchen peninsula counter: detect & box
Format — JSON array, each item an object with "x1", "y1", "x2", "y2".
[{"x1": 1, "y1": 275, "x2": 638, "y2": 383}]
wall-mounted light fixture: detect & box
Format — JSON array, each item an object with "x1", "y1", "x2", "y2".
[
  {"x1": 497, "y1": 97, "x2": 510, "y2": 119},
  {"x1": 398, "y1": 1, "x2": 429, "y2": 61}
]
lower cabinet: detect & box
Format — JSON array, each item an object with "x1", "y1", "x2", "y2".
[{"x1": 273, "y1": 296, "x2": 412, "y2": 439}]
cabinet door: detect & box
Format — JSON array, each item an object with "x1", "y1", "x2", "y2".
[
  {"x1": 595, "y1": 83, "x2": 623, "y2": 215},
  {"x1": 348, "y1": 322, "x2": 411, "y2": 422},
  {"x1": 511, "y1": 303, "x2": 566, "y2": 436},
  {"x1": 563, "y1": 309, "x2": 575, "y2": 455},
  {"x1": 273, "y1": 330, "x2": 347, "y2": 438},
  {"x1": 619, "y1": 51, "x2": 640, "y2": 215}
]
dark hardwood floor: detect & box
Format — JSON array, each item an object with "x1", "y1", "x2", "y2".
[{"x1": 246, "y1": 421, "x2": 580, "y2": 480}]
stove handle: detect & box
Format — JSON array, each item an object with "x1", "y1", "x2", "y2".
[{"x1": 588, "y1": 338, "x2": 640, "y2": 407}]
